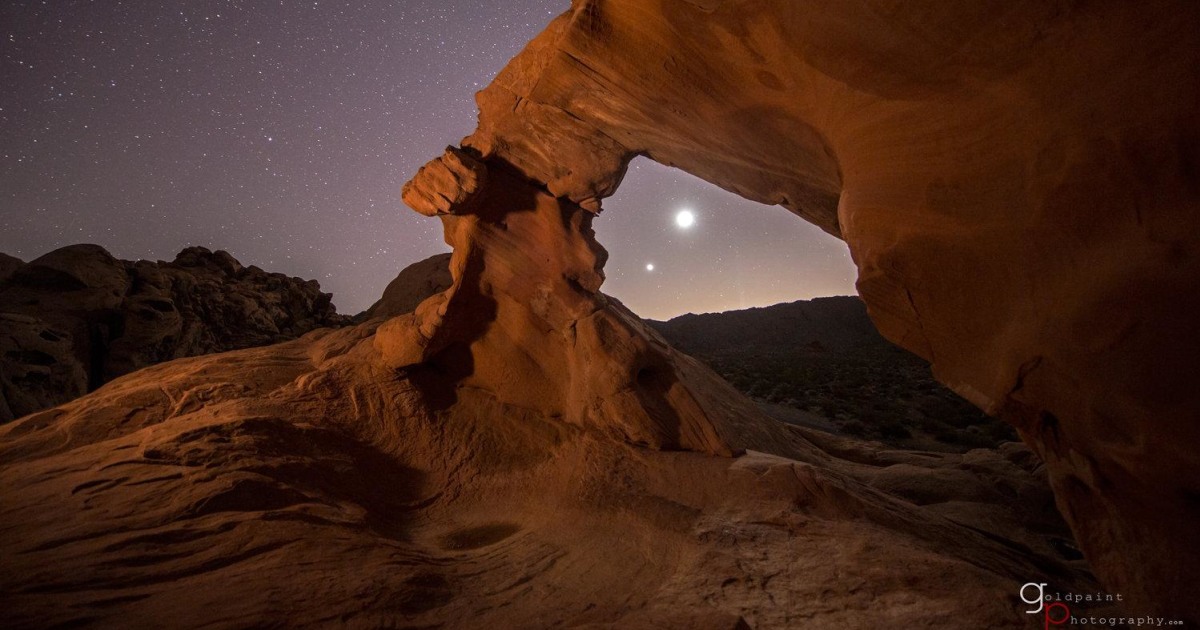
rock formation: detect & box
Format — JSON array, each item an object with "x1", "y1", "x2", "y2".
[
  {"x1": 0, "y1": 244, "x2": 349, "y2": 421},
  {"x1": 0, "y1": 0, "x2": 1196, "y2": 627},
  {"x1": 410, "y1": 0, "x2": 1196, "y2": 620},
  {"x1": 364, "y1": 252, "x2": 454, "y2": 320},
  {"x1": 0, "y1": 165, "x2": 1102, "y2": 627},
  {"x1": 0, "y1": 303, "x2": 1096, "y2": 628}
]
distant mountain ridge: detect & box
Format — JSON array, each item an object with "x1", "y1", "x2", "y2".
[
  {"x1": 649, "y1": 296, "x2": 884, "y2": 354},
  {"x1": 649, "y1": 296, "x2": 1016, "y2": 451}
]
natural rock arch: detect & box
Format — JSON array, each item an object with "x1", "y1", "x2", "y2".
[
  {"x1": 384, "y1": 0, "x2": 1200, "y2": 619},
  {"x1": 1, "y1": 1, "x2": 1196, "y2": 626}
]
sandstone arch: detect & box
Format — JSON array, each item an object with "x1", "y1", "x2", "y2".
[
  {"x1": 2, "y1": 1, "x2": 1196, "y2": 626},
  {"x1": 386, "y1": 0, "x2": 1200, "y2": 619}
]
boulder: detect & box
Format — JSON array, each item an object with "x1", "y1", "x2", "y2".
[
  {"x1": 365, "y1": 253, "x2": 454, "y2": 319},
  {"x1": 0, "y1": 244, "x2": 350, "y2": 421}
]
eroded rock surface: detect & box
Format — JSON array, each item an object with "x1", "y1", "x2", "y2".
[
  {"x1": 434, "y1": 0, "x2": 1199, "y2": 620},
  {"x1": 0, "y1": 244, "x2": 349, "y2": 421},
  {"x1": 1, "y1": 0, "x2": 1195, "y2": 627},
  {"x1": 0, "y1": 141, "x2": 1101, "y2": 629},
  {"x1": 365, "y1": 253, "x2": 454, "y2": 320},
  {"x1": 0, "y1": 304, "x2": 1095, "y2": 629}
]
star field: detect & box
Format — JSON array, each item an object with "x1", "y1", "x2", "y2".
[{"x1": 1, "y1": 0, "x2": 856, "y2": 318}]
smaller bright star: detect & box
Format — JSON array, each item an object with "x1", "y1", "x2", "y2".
[{"x1": 646, "y1": 263, "x2": 655, "y2": 271}]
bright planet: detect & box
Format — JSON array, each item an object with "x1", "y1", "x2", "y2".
[{"x1": 675, "y1": 209, "x2": 696, "y2": 228}]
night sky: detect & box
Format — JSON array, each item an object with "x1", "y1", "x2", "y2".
[{"x1": 0, "y1": 0, "x2": 856, "y2": 320}]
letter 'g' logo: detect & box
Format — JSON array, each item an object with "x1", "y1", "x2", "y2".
[
  {"x1": 1020, "y1": 583, "x2": 1071, "y2": 629},
  {"x1": 1020, "y1": 583, "x2": 1046, "y2": 614},
  {"x1": 1017, "y1": 583, "x2": 1046, "y2": 612}
]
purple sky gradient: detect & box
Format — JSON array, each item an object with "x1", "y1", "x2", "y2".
[{"x1": 0, "y1": 0, "x2": 856, "y2": 319}]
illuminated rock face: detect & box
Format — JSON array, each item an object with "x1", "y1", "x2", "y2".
[
  {"x1": 380, "y1": 0, "x2": 1200, "y2": 619},
  {"x1": 0, "y1": 158, "x2": 1104, "y2": 626},
  {"x1": 379, "y1": 150, "x2": 751, "y2": 455},
  {"x1": 1, "y1": 2, "x2": 1196, "y2": 626}
]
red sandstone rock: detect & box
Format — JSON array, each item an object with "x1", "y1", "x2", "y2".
[
  {"x1": 442, "y1": 0, "x2": 1200, "y2": 620},
  {"x1": 400, "y1": 147, "x2": 489, "y2": 217},
  {"x1": 1, "y1": 1, "x2": 1195, "y2": 627},
  {"x1": 364, "y1": 252, "x2": 454, "y2": 320},
  {"x1": 0, "y1": 318, "x2": 1096, "y2": 628},
  {"x1": 0, "y1": 154, "x2": 1099, "y2": 629}
]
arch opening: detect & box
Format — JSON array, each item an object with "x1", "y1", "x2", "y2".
[
  {"x1": 587, "y1": 157, "x2": 1015, "y2": 453},
  {"x1": 594, "y1": 157, "x2": 856, "y2": 321}
]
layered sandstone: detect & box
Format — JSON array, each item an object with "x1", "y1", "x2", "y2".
[
  {"x1": 0, "y1": 276, "x2": 1092, "y2": 629},
  {"x1": 424, "y1": 0, "x2": 1198, "y2": 620},
  {"x1": 0, "y1": 0, "x2": 1195, "y2": 627},
  {"x1": 0, "y1": 141, "x2": 1099, "y2": 628}
]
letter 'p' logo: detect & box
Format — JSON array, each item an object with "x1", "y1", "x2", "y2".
[
  {"x1": 1020, "y1": 582, "x2": 1070, "y2": 629},
  {"x1": 1044, "y1": 602, "x2": 1070, "y2": 629}
]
